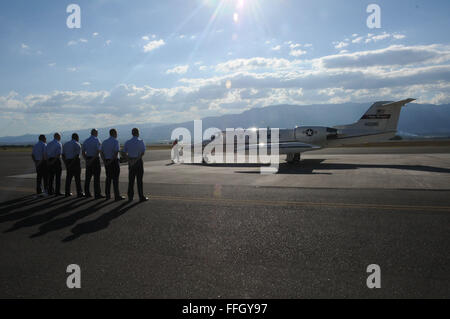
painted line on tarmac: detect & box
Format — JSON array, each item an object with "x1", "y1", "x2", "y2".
[
  {"x1": 0, "y1": 186, "x2": 35, "y2": 194},
  {"x1": 2, "y1": 187, "x2": 450, "y2": 212},
  {"x1": 149, "y1": 195, "x2": 450, "y2": 212}
]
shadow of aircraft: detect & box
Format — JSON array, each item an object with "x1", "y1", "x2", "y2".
[
  {"x1": 235, "y1": 159, "x2": 450, "y2": 175},
  {"x1": 62, "y1": 201, "x2": 141, "y2": 242}
]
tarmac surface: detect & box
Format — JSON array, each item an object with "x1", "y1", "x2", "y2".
[{"x1": 0, "y1": 147, "x2": 449, "y2": 298}]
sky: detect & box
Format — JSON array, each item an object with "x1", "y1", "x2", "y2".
[{"x1": 0, "y1": 0, "x2": 450, "y2": 137}]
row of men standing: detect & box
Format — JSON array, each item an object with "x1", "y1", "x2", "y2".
[{"x1": 31, "y1": 128, "x2": 149, "y2": 202}]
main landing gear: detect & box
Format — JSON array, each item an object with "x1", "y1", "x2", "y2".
[{"x1": 286, "y1": 153, "x2": 301, "y2": 164}]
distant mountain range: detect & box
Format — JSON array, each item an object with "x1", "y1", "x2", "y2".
[{"x1": 1, "y1": 103, "x2": 449, "y2": 145}]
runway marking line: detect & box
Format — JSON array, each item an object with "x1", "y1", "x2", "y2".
[
  {"x1": 149, "y1": 195, "x2": 450, "y2": 212},
  {"x1": 2, "y1": 187, "x2": 450, "y2": 212}
]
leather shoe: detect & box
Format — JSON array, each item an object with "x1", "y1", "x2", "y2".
[
  {"x1": 95, "y1": 194, "x2": 106, "y2": 200},
  {"x1": 139, "y1": 197, "x2": 149, "y2": 202},
  {"x1": 115, "y1": 195, "x2": 126, "y2": 201}
]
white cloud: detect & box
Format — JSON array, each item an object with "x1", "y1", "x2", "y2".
[
  {"x1": 67, "y1": 67, "x2": 77, "y2": 72},
  {"x1": 21, "y1": 43, "x2": 29, "y2": 49},
  {"x1": 143, "y1": 39, "x2": 165, "y2": 52},
  {"x1": 271, "y1": 45, "x2": 281, "y2": 51},
  {"x1": 393, "y1": 33, "x2": 406, "y2": 40},
  {"x1": 166, "y1": 65, "x2": 189, "y2": 75},
  {"x1": 289, "y1": 49, "x2": 307, "y2": 57},
  {"x1": 82, "y1": 82, "x2": 91, "y2": 86},
  {"x1": 366, "y1": 32, "x2": 390, "y2": 43},
  {"x1": 68, "y1": 38, "x2": 88, "y2": 46},
  {"x1": 334, "y1": 41, "x2": 349, "y2": 49},
  {"x1": 142, "y1": 36, "x2": 150, "y2": 41},
  {"x1": 215, "y1": 57, "x2": 293, "y2": 73},
  {"x1": 105, "y1": 40, "x2": 112, "y2": 46},
  {"x1": 2, "y1": 43, "x2": 449, "y2": 131},
  {"x1": 338, "y1": 32, "x2": 407, "y2": 48},
  {"x1": 92, "y1": 32, "x2": 99, "y2": 37},
  {"x1": 320, "y1": 45, "x2": 450, "y2": 69}
]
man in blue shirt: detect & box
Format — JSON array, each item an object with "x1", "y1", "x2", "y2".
[
  {"x1": 123, "y1": 128, "x2": 148, "y2": 202},
  {"x1": 46, "y1": 132, "x2": 63, "y2": 196},
  {"x1": 63, "y1": 133, "x2": 84, "y2": 198},
  {"x1": 100, "y1": 129, "x2": 125, "y2": 201},
  {"x1": 82, "y1": 129, "x2": 104, "y2": 199},
  {"x1": 31, "y1": 135, "x2": 48, "y2": 196}
]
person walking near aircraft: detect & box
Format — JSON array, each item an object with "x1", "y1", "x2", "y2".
[
  {"x1": 101, "y1": 129, "x2": 125, "y2": 201},
  {"x1": 123, "y1": 128, "x2": 149, "y2": 202},
  {"x1": 171, "y1": 138, "x2": 180, "y2": 164},
  {"x1": 31, "y1": 134, "x2": 48, "y2": 197},
  {"x1": 63, "y1": 133, "x2": 85, "y2": 198},
  {"x1": 46, "y1": 132, "x2": 63, "y2": 196},
  {"x1": 82, "y1": 129, "x2": 104, "y2": 199}
]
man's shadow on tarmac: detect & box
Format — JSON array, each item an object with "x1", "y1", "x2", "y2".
[
  {"x1": 0, "y1": 195, "x2": 143, "y2": 241},
  {"x1": 62, "y1": 201, "x2": 140, "y2": 242}
]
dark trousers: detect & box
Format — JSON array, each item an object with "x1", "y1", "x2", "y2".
[
  {"x1": 105, "y1": 159, "x2": 120, "y2": 198},
  {"x1": 35, "y1": 160, "x2": 48, "y2": 194},
  {"x1": 128, "y1": 158, "x2": 144, "y2": 199},
  {"x1": 65, "y1": 157, "x2": 82, "y2": 195},
  {"x1": 85, "y1": 157, "x2": 101, "y2": 196},
  {"x1": 47, "y1": 158, "x2": 62, "y2": 195}
]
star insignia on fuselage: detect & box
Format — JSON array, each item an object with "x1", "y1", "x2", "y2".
[{"x1": 305, "y1": 129, "x2": 314, "y2": 137}]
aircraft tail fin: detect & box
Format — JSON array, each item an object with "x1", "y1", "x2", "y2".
[{"x1": 336, "y1": 98, "x2": 415, "y2": 132}]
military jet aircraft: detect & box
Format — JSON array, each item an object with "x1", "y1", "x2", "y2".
[{"x1": 195, "y1": 98, "x2": 416, "y2": 164}]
